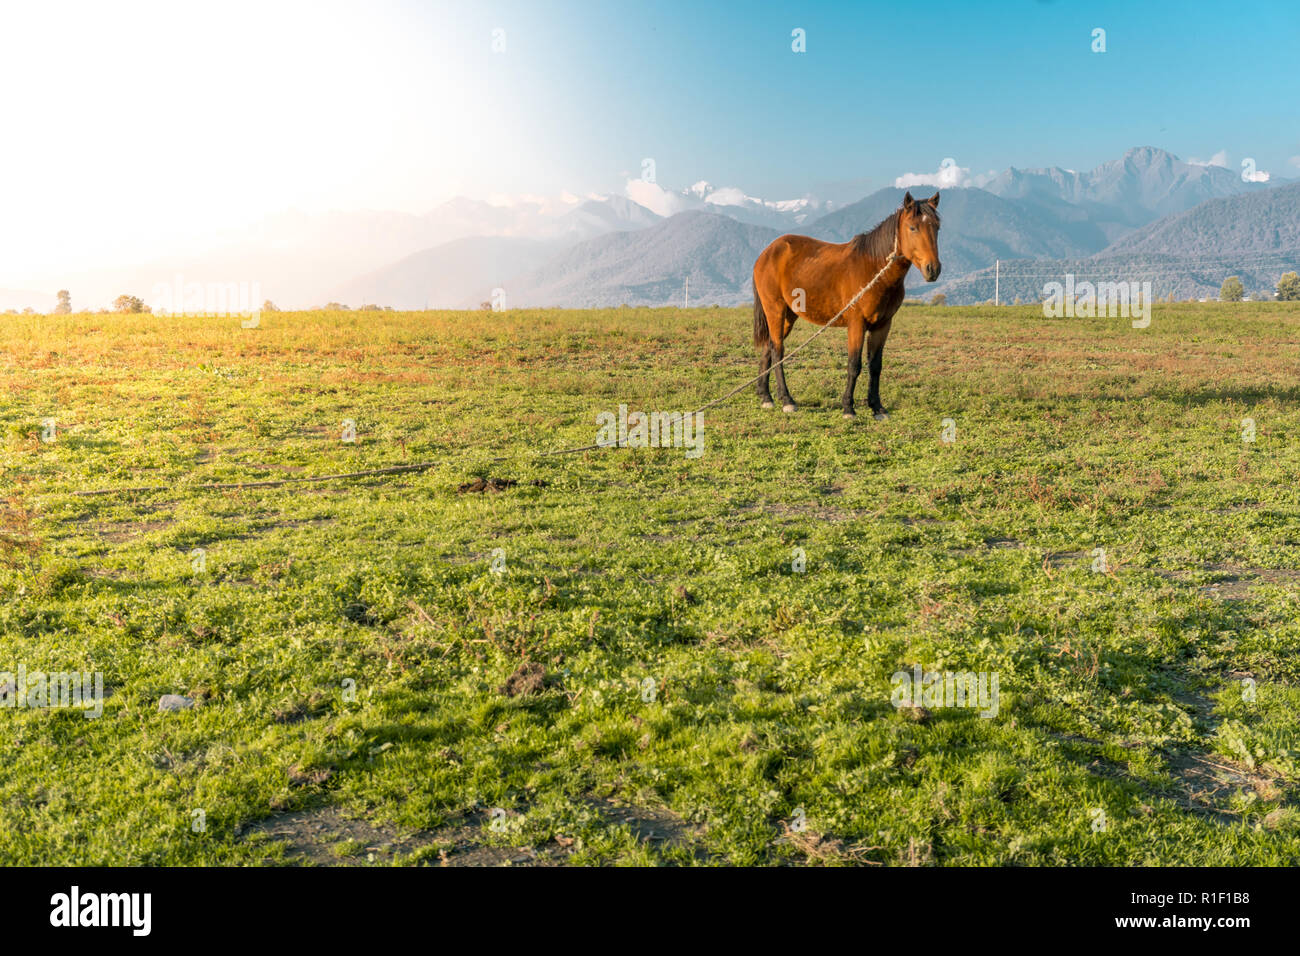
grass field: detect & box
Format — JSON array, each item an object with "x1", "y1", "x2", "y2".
[{"x1": 2, "y1": 302, "x2": 1299, "y2": 866}]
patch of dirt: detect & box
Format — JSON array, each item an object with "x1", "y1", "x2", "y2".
[
  {"x1": 899, "y1": 704, "x2": 932, "y2": 723},
  {"x1": 239, "y1": 807, "x2": 465, "y2": 866},
  {"x1": 582, "y1": 797, "x2": 706, "y2": 854},
  {"x1": 241, "y1": 798, "x2": 706, "y2": 866},
  {"x1": 86, "y1": 567, "x2": 128, "y2": 580},
  {"x1": 1163, "y1": 751, "x2": 1288, "y2": 824},
  {"x1": 951, "y1": 536, "x2": 1023, "y2": 557},
  {"x1": 752, "y1": 503, "x2": 858, "y2": 523},
  {"x1": 1154, "y1": 562, "x2": 1300, "y2": 601},
  {"x1": 1059, "y1": 681, "x2": 1291, "y2": 826},
  {"x1": 499, "y1": 661, "x2": 548, "y2": 697},
  {"x1": 428, "y1": 812, "x2": 569, "y2": 867},
  {"x1": 457, "y1": 477, "x2": 548, "y2": 494},
  {"x1": 288, "y1": 765, "x2": 334, "y2": 787},
  {"x1": 1042, "y1": 549, "x2": 1089, "y2": 568},
  {"x1": 777, "y1": 823, "x2": 885, "y2": 866},
  {"x1": 342, "y1": 601, "x2": 380, "y2": 626}
]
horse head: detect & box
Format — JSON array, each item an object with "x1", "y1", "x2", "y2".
[{"x1": 899, "y1": 192, "x2": 941, "y2": 282}]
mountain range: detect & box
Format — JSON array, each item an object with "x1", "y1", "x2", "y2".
[
  {"x1": 983, "y1": 145, "x2": 1269, "y2": 237},
  {"x1": 353, "y1": 147, "x2": 1291, "y2": 309},
  {"x1": 939, "y1": 181, "x2": 1300, "y2": 304},
  {"x1": 4, "y1": 147, "x2": 1294, "y2": 312},
  {"x1": 501, "y1": 211, "x2": 781, "y2": 308}
]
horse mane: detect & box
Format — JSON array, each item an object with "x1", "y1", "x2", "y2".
[
  {"x1": 850, "y1": 210, "x2": 899, "y2": 260},
  {"x1": 850, "y1": 202, "x2": 941, "y2": 259}
]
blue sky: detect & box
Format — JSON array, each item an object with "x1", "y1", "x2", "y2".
[
  {"x1": 2, "y1": 0, "x2": 1297, "y2": 283},
  {"x1": 436, "y1": 0, "x2": 1300, "y2": 199}
]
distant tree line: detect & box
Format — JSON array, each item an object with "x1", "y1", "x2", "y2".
[
  {"x1": 1, "y1": 296, "x2": 407, "y2": 315},
  {"x1": 1277, "y1": 272, "x2": 1300, "y2": 301}
]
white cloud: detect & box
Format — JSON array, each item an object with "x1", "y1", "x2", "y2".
[
  {"x1": 1188, "y1": 150, "x2": 1269, "y2": 181},
  {"x1": 893, "y1": 159, "x2": 972, "y2": 188},
  {"x1": 624, "y1": 179, "x2": 696, "y2": 218},
  {"x1": 703, "y1": 186, "x2": 752, "y2": 207}
]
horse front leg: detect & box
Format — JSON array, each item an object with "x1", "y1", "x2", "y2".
[
  {"x1": 866, "y1": 321, "x2": 892, "y2": 421},
  {"x1": 841, "y1": 319, "x2": 865, "y2": 418}
]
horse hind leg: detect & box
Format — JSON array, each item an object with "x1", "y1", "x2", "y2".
[
  {"x1": 757, "y1": 292, "x2": 797, "y2": 411},
  {"x1": 753, "y1": 283, "x2": 776, "y2": 409},
  {"x1": 770, "y1": 305, "x2": 798, "y2": 413},
  {"x1": 756, "y1": 345, "x2": 774, "y2": 408}
]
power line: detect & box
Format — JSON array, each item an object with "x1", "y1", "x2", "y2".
[
  {"x1": 962, "y1": 273, "x2": 1285, "y2": 280},
  {"x1": 970, "y1": 251, "x2": 1300, "y2": 273}
]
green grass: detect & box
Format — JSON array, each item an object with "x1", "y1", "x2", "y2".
[{"x1": 2, "y1": 302, "x2": 1299, "y2": 865}]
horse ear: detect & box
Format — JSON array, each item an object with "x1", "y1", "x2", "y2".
[
  {"x1": 927, "y1": 192, "x2": 940, "y2": 208},
  {"x1": 903, "y1": 192, "x2": 915, "y2": 208}
]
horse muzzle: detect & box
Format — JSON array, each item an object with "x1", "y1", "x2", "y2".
[{"x1": 922, "y1": 262, "x2": 941, "y2": 282}]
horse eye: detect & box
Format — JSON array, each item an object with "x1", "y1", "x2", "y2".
[{"x1": 909, "y1": 225, "x2": 918, "y2": 232}]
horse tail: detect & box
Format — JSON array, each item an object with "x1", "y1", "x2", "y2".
[{"x1": 752, "y1": 279, "x2": 770, "y2": 347}]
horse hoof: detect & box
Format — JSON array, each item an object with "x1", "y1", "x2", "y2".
[
  {"x1": 760, "y1": 401, "x2": 774, "y2": 410},
  {"x1": 873, "y1": 411, "x2": 890, "y2": 421},
  {"x1": 782, "y1": 404, "x2": 797, "y2": 414},
  {"x1": 842, "y1": 411, "x2": 856, "y2": 419}
]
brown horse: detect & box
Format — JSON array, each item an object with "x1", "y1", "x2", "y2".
[{"x1": 752, "y1": 191, "x2": 941, "y2": 419}]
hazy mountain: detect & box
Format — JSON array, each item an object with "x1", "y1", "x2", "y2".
[
  {"x1": 556, "y1": 196, "x2": 662, "y2": 236},
  {"x1": 331, "y1": 235, "x2": 572, "y2": 310},
  {"x1": 492, "y1": 174, "x2": 1300, "y2": 310},
  {"x1": 31, "y1": 205, "x2": 506, "y2": 311},
  {"x1": 932, "y1": 183, "x2": 1300, "y2": 304},
  {"x1": 328, "y1": 198, "x2": 661, "y2": 308},
  {"x1": 984, "y1": 146, "x2": 1279, "y2": 238},
  {"x1": 382, "y1": 170, "x2": 1300, "y2": 311},
  {"x1": 17, "y1": 146, "x2": 1297, "y2": 312},
  {"x1": 1103, "y1": 181, "x2": 1300, "y2": 257},
  {"x1": 25, "y1": 195, "x2": 661, "y2": 311},
  {"x1": 502, "y1": 210, "x2": 781, "y2": 308},
  {"x1": 225, "y1": 148, "x2": 1291, "y2": 309},
  {"x1": 307, "y1": 169, "x2": 1300, "y2": 311}
]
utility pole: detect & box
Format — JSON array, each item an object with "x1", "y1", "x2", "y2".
[
  {"x1": 684, "y1": 277, "x2": 689, "y2": 309},
  {"x1": 995, "y1": 260, "x2": 1000, "y2": 306}
]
